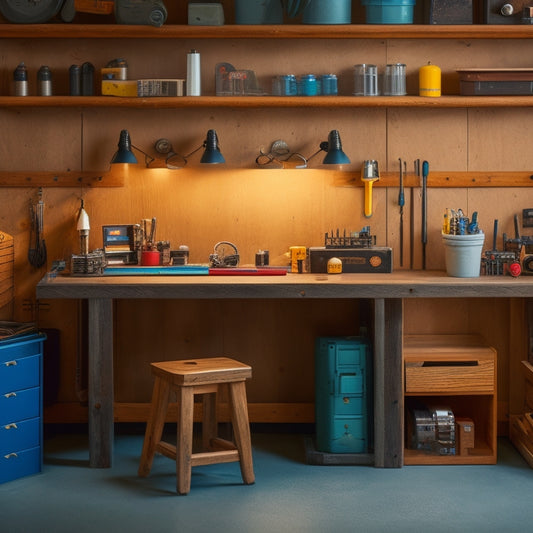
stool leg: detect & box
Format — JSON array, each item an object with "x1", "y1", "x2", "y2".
[
  {"x1": 229, "y1": 381, "x2": 255, "y2": 485},
  {"x1": 203, "y1": 390, "x2": 218, "y2": 451},
  {"x1": 138, "y1": 377, "x2": 170, "y2": 477},
  {"x1": 177, "y1": 386, "x2": 194, "y2": 495}
]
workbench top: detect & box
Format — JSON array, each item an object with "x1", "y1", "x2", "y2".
[{"x1": 36, "y1": 270, "x2": 533, "y2": 300}]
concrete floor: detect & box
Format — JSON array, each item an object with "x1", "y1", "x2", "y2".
[{"x1": 1, "y1": 428, "x2": 533, "y2": 533}]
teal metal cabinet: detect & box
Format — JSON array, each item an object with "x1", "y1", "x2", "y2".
[
  {"x1": 0, "y1": 333, "x2": 46, "y2": 484},
  {"x1": 315, "y1": 337, "x2": 372, "y2": 454}
]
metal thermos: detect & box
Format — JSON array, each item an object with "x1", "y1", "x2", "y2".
[
  {"x1": 38, "y1": 65, "x2": 52, "y2": 96},
  {"x1": 69, "y1": 65, "x2": 81, "y2": 96},
  {"x1": 187, "y1": 49, "x2": 201, "y2": 96},
  {"x1": 14, "y1": 62, "x2": 28, "y2": 96}
]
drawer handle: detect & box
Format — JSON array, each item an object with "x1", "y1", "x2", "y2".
[
  {"x1": 4, "y1": 453, "x2": 18, "y2": 459},
  {"x1": 4, "y1": 392, "x2": 17, "y2": 398},
  {"x1": 4, "y1": 360, "x2": 17, "y2": 367},
  {"x1": 421, "y1": 360, "x2": 478, "y2": 367},
  {"x1": 4, "y1": 423, "x2": 18, "y2": 430}
]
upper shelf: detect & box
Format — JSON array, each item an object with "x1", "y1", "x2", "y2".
[
  {"x1": 1, "y1": 24, "x2": 533, "y2": 40},
  {"x1": 3, "y1": 95, "x2": 533, "y2": 109}
]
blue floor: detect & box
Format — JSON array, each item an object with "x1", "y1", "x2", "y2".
[{"x1": 1, "y1": 430, "x2": 533, "y2": 533}]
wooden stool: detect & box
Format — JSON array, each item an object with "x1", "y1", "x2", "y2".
[{"x1": 138, "y1": 357, "x2": 255, "y2": 495}]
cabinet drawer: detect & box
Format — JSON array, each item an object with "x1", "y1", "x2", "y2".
[
  {"x1": 0, "y1": 334, "x2": 44, "y2": 365},
  {"x1": 404, "y1": 336, "x2": 496, "y2": 394},
  {"x1": 0, "y1": 417, "x2": 40, "y2": 456},
  {"x1": 0, "y1": 354, "x2": 40, "y2": 395},
  {"x1": 405, "y1": 358, "x2": 495, "y2": 394},
  {"x1": 0, "y1": 446, "x2": 41, "y2": 484},
  {"x1": 0, "y1": 387, "x2": 40, "y2": 425}
]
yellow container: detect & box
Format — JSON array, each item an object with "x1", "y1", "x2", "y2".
[{"x1": 419, "y1": 62, "x2": 441, "y2": 97}]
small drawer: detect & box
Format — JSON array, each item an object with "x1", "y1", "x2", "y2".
[
  {"x1": 405, "y1": 358, "x2": 495, "y2": 394},
  {"x1": 0, "y1": 334, "x2": 44, "y2": 365},
  {"x1": 0, "y1": 354, "x2": 41, "y2": 395},
  {"x1": 0, "y1": 387, "x2": 40, "y2": 426},
  {"x1": 0, "y1": 417, "x2": 41, "y2": 456},
  {"x1": 404, "y1": 336, "x2": 496, "y2": 394},
  {"x1": 0, "y1": 446, "x2": 41, "y2": 484}
]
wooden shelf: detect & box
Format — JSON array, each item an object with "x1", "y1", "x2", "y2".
[
  {"x1": 3, "y1": 95, "x2": 533, "y2": 109},
  {"x1": 404, "y1": 445, "x2": 495, "y2": 465},
  {"x1": 1, "y1": 24, "x2": 533, "y2": 40}
]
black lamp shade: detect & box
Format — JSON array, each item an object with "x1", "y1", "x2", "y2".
[
  {"x1": 111, "y1": 129, "x2": 138, "y2": 164},
  {"x1": 200, "y1": 129, "x2": 225, "y2": 164},
  {"x1": 322, "y1": 130, "x2": 350, "y2": 165}
]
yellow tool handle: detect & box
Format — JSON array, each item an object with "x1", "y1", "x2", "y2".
[{"x1": 364, "y1": 180, "x2": 374, "y2": 218}]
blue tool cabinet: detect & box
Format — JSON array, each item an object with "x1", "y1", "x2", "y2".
[
  {"x1": 315, "y1": 337, "x2": 372, "y2": 454},
  {"x1": 0, "y1": 333, "x2": 46, "y2": 484}
]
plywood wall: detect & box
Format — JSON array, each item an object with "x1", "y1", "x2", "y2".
[{"x1": 1, "y1": 25, "x2": 533, "y2": 418}]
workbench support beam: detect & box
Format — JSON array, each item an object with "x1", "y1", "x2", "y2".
[
  {"x1": 88, "y1": 298, "x2": 114, "y2": 468},
  {"x1": 374, "y1": 298, "x2": 403, "y2": 468}
]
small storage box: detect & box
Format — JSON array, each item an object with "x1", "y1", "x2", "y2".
[
  {"x1": 458, "y1": 69, "x2": 533, "y2": 96},
  {"x1": 315, "y1": 337, "x2": 372, "y2": 454},
  {"x1": 362, "y1": 0, "x2": 416, "y2": 24}
]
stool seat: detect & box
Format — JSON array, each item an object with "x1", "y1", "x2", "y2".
[{"x1": 138, "y1": 356, "x2": 255, "y2": 495}]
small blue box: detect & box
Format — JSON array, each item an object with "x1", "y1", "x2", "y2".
[{"x1": 315, "y1": 337, "x2": 372, "y2": 454}]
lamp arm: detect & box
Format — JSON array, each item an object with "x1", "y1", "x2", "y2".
[{"x1": 132, "y1": 144, "x2": 155, "y2": 167}]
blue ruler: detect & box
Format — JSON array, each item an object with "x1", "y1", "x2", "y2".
[{"x1": 103, "y1": 265, "x2": 209, "y2": 276}]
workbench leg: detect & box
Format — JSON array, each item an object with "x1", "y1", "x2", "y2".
[
  {"x1": 373, "y1": 298, "x2": 403, "y2": 468},
  {"x1": 88, "y1": 298, "x2": 114, "y2": 468}
]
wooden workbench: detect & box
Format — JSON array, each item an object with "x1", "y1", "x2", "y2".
[{"x1": 36, "y1": 270, "x2": 533, "y2": 468}]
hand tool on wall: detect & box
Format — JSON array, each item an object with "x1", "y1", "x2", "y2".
[
  {"x1": 28, "y1": 187, "x2": 47, "y2": 268},
  {"x1": 410, "y1": 159, "x2": 419, "y2": 269},
  {"x1": 361, "y1": 160, "x2": 380, "y2": 218},
  {"x1": 398, "y1": 158, "x2": 405, "y2": 267},
  {"x1": 421, "y1": 160, "x2": 429, "y2": 270}
]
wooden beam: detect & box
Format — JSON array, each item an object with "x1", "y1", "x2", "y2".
[
  {"x1": 44, "y1": 402, "x2": 315, "y2": 424},
  {"x1": 0, "y1": 171, "x2": 124, "y2": 188}
]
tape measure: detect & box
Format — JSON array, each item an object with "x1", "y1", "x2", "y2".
[{"x1": 0, "y1": 0, "x2": 64, "y2": 23}]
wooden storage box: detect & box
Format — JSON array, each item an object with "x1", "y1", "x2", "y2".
[{"x1": 404, "y1": 335, "x2": 497, "y2": 465}]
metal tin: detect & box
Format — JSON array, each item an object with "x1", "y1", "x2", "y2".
[
  {"x1": 321, "y1": 74, "x2": 338, "y2": 95},
  {"x1": 299, "y1": 74, "x2": 318, "y2": 96},
  {"x1": 279, "y1": 74, "x2": 297, "y2": 96},
  {"x1": 37, "y1": 65, "x2": 52, "y2": 96},
  {"x1": 13, "y1": 62, "x2": 28, "y2": 96},
  {"x1": 255, "y1": 250, "x2": 269, "y2": 267}
]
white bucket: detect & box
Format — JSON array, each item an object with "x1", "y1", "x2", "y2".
[{"x1": 442, "y1": 232, "x2": 485, "y2": 278}]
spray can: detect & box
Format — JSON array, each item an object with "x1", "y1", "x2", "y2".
[
  {"x1": 186, "y1": 49, "x2": 201, "y2": 96},
  {"x1": 38, "y1": 65, "x2": 53, "y2": 96},
  {"x1": 14, "y1": 62, "x2": 28, "y2": 96}
]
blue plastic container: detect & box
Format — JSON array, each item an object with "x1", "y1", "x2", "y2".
[
  {"x1": 362, "y1": 0, "x2": 416, "y2": 24},
  {"x1": 235, "y1": 0, "x2": 283, "y2": 24},
  {"x1": 303, "y1": 0, "x2": 351, "y2": 24}
]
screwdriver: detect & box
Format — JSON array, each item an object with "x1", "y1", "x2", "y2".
[
  {"x1": 422, "y1": 160, "x2": 429, "y2": 270},
  {"x1": 398, "y1": 158, "x2": 405, "y2": 267}
]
